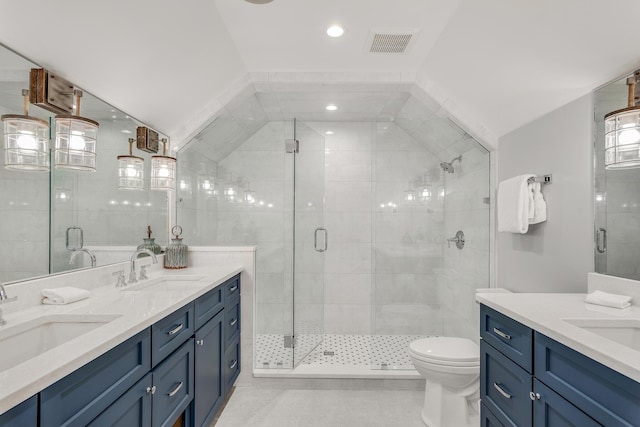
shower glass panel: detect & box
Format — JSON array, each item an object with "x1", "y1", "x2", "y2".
[{"x1": 292, "y1": 121, "x2": 326, "y2": 367}]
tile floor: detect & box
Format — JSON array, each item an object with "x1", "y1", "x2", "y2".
[
  {"x1": 213, "y1": 386, "x2": 426, "y2": 427},
  {"x1": 256, "y1": 334, "x2": 425, "y2": 369}
]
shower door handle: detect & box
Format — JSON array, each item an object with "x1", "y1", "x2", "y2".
[
  {"x1": 596, "y1": 228, "x2": 607, "y2": 253},
  {"x1": 314, "y1": 228, "x2": 328, "y2": 252}
]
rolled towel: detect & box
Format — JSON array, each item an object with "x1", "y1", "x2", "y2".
[
  {"x1": 42, "y1": 287, "x2": 90, "y2": 305},
  {"x1": 585, "y1": 290, "x2": 631, "y2": 309}
]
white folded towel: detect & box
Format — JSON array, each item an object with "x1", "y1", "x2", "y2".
[
  {"x1": 498, "y1": 174, "x2": 534, "y2": 233},
  {"x1": 585, "y1": 290, "x2": 632, "y2": 309},
  {"x1": 42, "y1": 287, "x2": 90, "y2": 305},
  {"x1": 529, "y1": 182, "x2": 547, "y2": 225}
]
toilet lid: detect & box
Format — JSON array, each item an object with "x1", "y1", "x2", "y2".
[{"x1": 409, "y1": 337, "x2": 479, "y2": 363}]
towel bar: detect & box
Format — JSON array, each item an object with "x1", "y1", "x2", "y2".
[{"x1": 527, "y1": 174, "x2": 552, "y2": 185}]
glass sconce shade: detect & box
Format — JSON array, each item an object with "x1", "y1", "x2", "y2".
[
  {"x1": 54, "y1": 115, "x2": 99, "y2": 171},
  {"x1": 605, "y1": 106, "x2": 640, "y2": 169},
  {"x1": 117, "y1": 155, "x2": 144, "y2": 190},
  {"x1": 404, "y1": 189, "x2": 416, "y2": 202},
  {"x1": 419, "y1": 185, "x2": 432, "y2": 202},
  {"x1": 1, "y1": 114, "x2": 50, "y2": 171},
  {"x1": 150, "y1": 155, "x2": 176, "y2": 191}
]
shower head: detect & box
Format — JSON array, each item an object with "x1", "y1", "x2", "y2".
[{"x1": 440, "y1": 155, "x2": 462, "y2": 174}]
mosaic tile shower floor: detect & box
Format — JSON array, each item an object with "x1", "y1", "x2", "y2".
[{"x1": 256, "y1": 334, "x2": 426, "y2": 369}]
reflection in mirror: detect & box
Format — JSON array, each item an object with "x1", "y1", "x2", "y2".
[
  {"x1": 594, "y1": 73, "x2": 640, "y2": 280},
  {"x1": 0, "y1": 43, "x2": 168, "y2": 282}
]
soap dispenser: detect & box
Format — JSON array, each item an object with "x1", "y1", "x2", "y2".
[
  {"x1": 164, "y1": 226, "x2": 188, "y2": 269},
  {"x1": 137, "y1": 225, "x2": 163, "y2": 256}
]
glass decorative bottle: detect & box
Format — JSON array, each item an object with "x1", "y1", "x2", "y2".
[
  {"x1": 164, "y1": 225, "x2": 188, "y2": 269},
  {"x1": 137, "y1": 225, "x2": 162, "y2": 256}
]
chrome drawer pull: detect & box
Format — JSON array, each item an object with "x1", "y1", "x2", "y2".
[
  {"x1": 168, "y1": 381, "x2": 183, "y2": 397},
  {"x1": 529, "y1": 392, "x2": 541, "y2": 401},
  {"x1": 146, "y1": 385, "x2": 156, "y2": 395},
  {"x1": 229, "y1": 359, "x2": 238, "y2": 369},
  {"x1": 168, "y1": 324, "x2": 184, "y2": 336},
  {"x1": 229, "y1": 285, "x2": 238, "y2": 293},
  {"x1": 493, "y1": 383, "x2": 512, "y2": 399},
  {"x1": 493, "y1": 327, "x2": 511, "y2": 340},
  {"x1": 229, "y1": 318, "x2": 238, "y2": 326}
]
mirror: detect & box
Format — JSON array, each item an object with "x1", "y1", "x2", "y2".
[
  {"x1": 594, "y1": 74, "x2": 640, "y2": 280},
  {"x1": 0, "y1": 43, "x2": 168, "y2": 283}
]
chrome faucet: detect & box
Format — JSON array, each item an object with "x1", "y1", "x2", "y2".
[
  {"x1": 69, "y1": 248, "x2": 97, "y2": 268},
  {"x1": 0, "y1": 284, "x2": 18, "y2": 326},
  {"x1": 130, "y1": 249, "x2": 158, "y2": 284}
]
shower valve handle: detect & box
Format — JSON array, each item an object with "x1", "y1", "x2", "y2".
[{"x1": 446, "y1": 230, "x2": 465, "y2": 249}]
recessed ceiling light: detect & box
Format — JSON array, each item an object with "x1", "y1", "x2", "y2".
[
  {"x1": 325, "y1": 131, "x2": 334, "y2": 135},
  {"x1": 245, "y1": 0, "x2": 274, "y2": 4},
  {"x1": 326, "y1": 104, "x2": 338, "y2": 111},
  {"x1": 326, "y1": 25, "x2": 345, "y2": 38}
]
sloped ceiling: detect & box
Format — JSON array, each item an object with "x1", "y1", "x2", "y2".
[{"x1": 1, "y1": 0, "x2": 639, "y2": 146}]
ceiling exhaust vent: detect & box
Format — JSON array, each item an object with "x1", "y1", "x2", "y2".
[{"x1": 366, "y1": 28, "x2": 418, "y2": 54}]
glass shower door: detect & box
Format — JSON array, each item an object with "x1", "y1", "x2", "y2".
[{"x1": 292, "y1": 121, "x2": 326, "y2": 367}]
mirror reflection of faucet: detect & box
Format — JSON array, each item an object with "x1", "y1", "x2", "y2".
[
  {"x1": 69, "y1": 248, "x2": 96, "y2": 268},
  {"x1": 0, "y1": 284, "x2": 18, "y2": 326},
  {"x1": 446, "y1": 230, "x2": 465, "y2": 249},
  {"x1": 130, "y1": 249, "x2": 158, "y2": 284}
]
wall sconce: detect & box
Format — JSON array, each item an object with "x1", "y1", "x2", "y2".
[
  {"x1": 151, "y1": 138, "x2": 176, "y2": 191},
  {"x1": 1, "y1": 89, "x2": 50, "y2": 171},
  {"x1": 117, "y1": 138, "x2": 144, "y2": 190},
  {"x1": 54, "y1": 90, "x2": 99, "y2": 171},
  {"x1": 244, "y1": 185, "x2": 256, "y2": 205},
  {"x1": 605, "y1": 70, "x2": 640, "y2": 169}
]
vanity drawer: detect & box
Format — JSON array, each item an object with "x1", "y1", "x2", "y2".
[
  {"x1": 152, "y1": 303, "x2": 194, "y2": 367},
  {"x1": 41, "y1": 328, "x2": 151, "y2": 427},
  {"x1": 481, "y1": 304, "x2": 533, "y2": 373},
  {"x1": 194, "y1": 285, "x2": 224, "y2": 330},
  {"x1": 224, "y1": 300, "x2": 240, "y2": 346},
  {"x1": 0, "y1": 395, "x2": 37, "y2": 427},
  {"x1": 224, "y1": 275, "x2": 240, "y2": 303},
  {"x1": 534, "y1": 332, "x2": 640, "y2": 427},
  {"x1": 480, "y1": 340, "x2": 532, "y2": 427},
  {"x1": 152, "y1": 338, "x2": 195, "y2": 427},
  {"x1": 223, "y1": 338, "x2": 241, "y2": 392}
]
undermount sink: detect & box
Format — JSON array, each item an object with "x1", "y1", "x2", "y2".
[
  {"x1": 122, "y1": 275, "x2": 205, "y2": 292},
  {"x1": 563, "y1": 318, "x2": 640, "y2": 351},
  {"x1": 0, "y1": 313, "x2": 121, "y2": 372}
]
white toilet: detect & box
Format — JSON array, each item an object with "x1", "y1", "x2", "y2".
[{"x1": 408, "y1": 337, "x2": 480, "y2": 427}]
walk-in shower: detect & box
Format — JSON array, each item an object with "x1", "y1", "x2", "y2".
[{"x1": 176, "y1": 86, "x2": 490, "y2": 377}]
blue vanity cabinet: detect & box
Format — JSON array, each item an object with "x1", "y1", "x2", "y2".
[
  {"x1": 0, "y1": 395, "x2": 37, "y2": 426},
  {"x1": 481, "y1": 402, "x2": 506, "y2": 427},
  {"x1": 193, "y1": 309, "x2": 224, "y2": 427},
  {"x1": 480, "y1": 304, "x2": 640, "y2": 427},
  {"x1": 40, "y1": 328, "x2": 151, "y2": 427}
]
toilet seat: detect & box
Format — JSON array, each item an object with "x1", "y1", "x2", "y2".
[{"x1": 409, "y1": 337, "x2": 479, "y2": 366}]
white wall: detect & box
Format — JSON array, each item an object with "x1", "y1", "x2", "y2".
[{"x1": 497, "y1": 94, "x2": 594, "y2": 292}]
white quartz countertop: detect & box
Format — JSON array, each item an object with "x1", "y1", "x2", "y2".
[
  {"x1": 0, "y1": 265, "x2": 243, "y2": 413},
  {"x1": 476, "y1": 293, "x2": 640, "y2": 383}
]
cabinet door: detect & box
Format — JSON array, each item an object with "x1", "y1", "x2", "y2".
[
  {"x1": 533, "y1": 379, "x2": 602, "y2": 427},
  {"x1": 481, "y1": 402, "x2": 507, "y2": 427},
  {"x1": 152, "y1": 338, "x2": 195, "y2": 427},
  {"x1": 193, "y1": 309, "x2": 224, "y2": 427},
  {"x1": 88, "y1": 373, "x2": 153, "y2": 427},
  {"x1": 0, "y1": 395, "x2": 37, "y2": 427}
]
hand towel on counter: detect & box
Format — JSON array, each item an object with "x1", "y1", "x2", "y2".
[
  {"x1": 585, "y1": 290, "x2": 632, "y2": 309},
  {"x1": 497, "y1": 174, "x2": 534, "y2": 233},
  {"x1": 42, "y1": 287, "x2": 90, "y2": 305},
  {"x1": 528, "y1": 182, "x2": 547, "y2": 225}
]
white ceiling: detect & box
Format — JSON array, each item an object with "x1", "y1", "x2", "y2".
[{"x1": 1, "y1": 0, "x2": 640, "y2": 146}]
